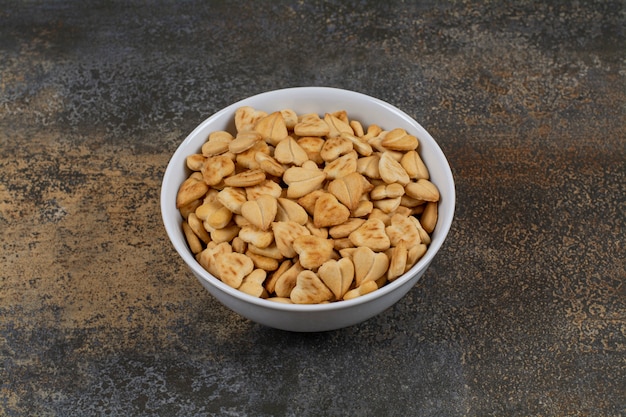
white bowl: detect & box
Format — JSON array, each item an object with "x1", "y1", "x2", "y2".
[{"x1": 161, "y1": 87, "x2": 455, "y2": 332}]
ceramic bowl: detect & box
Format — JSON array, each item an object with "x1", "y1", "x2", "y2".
[{"x1": 160, "y1": 87, "x2": 455, "y2": 332}]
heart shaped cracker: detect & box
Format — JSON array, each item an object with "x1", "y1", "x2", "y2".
[
  {"x1": 246, "y1": 250, "x2": 279, "y2": 271},
  {"x1": 329, "y1": 218, "x2": 366, "y2": 239},
  {"x1": 229, "y1": 131, "x2": 263, "y2": 154},
  {"x1": 255, "y1": 111, "x2": 288, "y2": 146},
  {"x1": 231, "y1": 234, "x2": 247, "y2": 253},
  {"x1": 187, "y1": 212, "x2": 211, "y2": 244},
  {"x1": 330, "y1": 110, "x2": 349, "y2": 124},
  {"x1": 255, "y1": 152, "x2": 285, "y2": 177},
  {"x1": 323, "y1": 151, "x2": 358, "y2": 179},
  {"x1": 297, "y1": 189, "x2": 326, "y2": 215},
  {"x1": 235, "y1": 106, "x2": 267, "y2": 132},
  {"x1": 272, "y1": 221, "x2": 311, "y2": 258},
  {"x1": 348, "y1": 218, "x2": 391, "y2": 252},
  {"x1": 292, "y1": 235, "x2": 335, "y2": 270},
  {"x1": 294, "y1": 115, "x2": 330, "y2": 137},
  {"x1": 320, "y1": 136, "x2": 353, "y2": 162},
  {"x1": 238, "y1": 225, "x2": 274, "y2": 249},
  {"x1": 385, "y1": 214, "x2": 421, "y2": 247},
  {"x1": 313, "y1": 192, "x2": 350, "y2": 228},
  {"x1": 210, "y1": 224, "x2": 240, "y2": 244},
  {"x1": 290, "y1": 270, "x2": 334, "y2": 304},
  {"x1": 396, "y1": 206, "x2": 415, "y2": 217},
  {"x1": 196, "y1": 200, "x2": 233, "y2": 230},
  {"x1": 216, "y1": 252, "x2": 254, "y2": 288},
  {"x1": 327, "y1": 171, "x2": 366, "y2": 211},
  {"x1": 297, "y1": 136, "x2": 325, "y2": 164},
  {"x1": 332, "y1": 237, "x2": 354, "y2": 251},
  {"x1": 280, "y1": 109, "x2": 298, "y2": 129},
  {"x1": 368, "y1": 208, "x2": 391, "y2": 226},
  {"x1": 370, "y1": 183, "x2": 405, "y2": 200},
  {"x1": 197, "y1": 242, "x2": 231, "y2": 277},
  {"x1": 352, "y1": 246, "x2": 389, "y2": 286},
  {"x1": 367, "y1": 131, "x2": 388, "y2": 153},
  {"x1": 247, "y1": 242, "x2": 283, "y2": 260},
  {"x1": 264, "y1": 259, "x2": 292, "y2": 295},
  {"x1": 343, "y1": 280, "x2": 378, "y2": 301},
  {"x1": 400, "y1": 150, "x2": 429, "y2": 180},
  {"x1": 407, "y1": 243, "x2": 428, "y2": 270},
  {"x1": 276, "y1": 197, "x2": 309, "y2": 225},
  {"x1": 387, "y1": 241, "x2": 408, "y2": 281},
  {"x1": 240, "y1": 194, "x2": 278, "y2": 231},
  {"x1": 356, "y1": 154, "x2": 381, "y2": 179},
  {"x1": 236, "y1": 141, "x2": 270, "y2": 170},
  {"x1": 350, "y1": 120, "x2": 364, "y2": 137},
  {"x1": 217, "y1": 187, "x2": 247, "y2": 214},
  {"x1": 283, "y1": 166, "x2": 326, "y2": 199},
  {"x1": 381, "y1": 128, "x2": 419, "y2": 151},
  {"x1": 245, "y1": 179, "x2": 283, "y2": 201},
  {"x1": 317, "y1": 258, "x2": 354, "y2": 299},
  {"x1": 224, "y1": 169, "x2": 266, "y2": 187},
  {"x1": 201, "y1": 155, "x2": 236, "y2": 186},
  {"x1": 274, "y1": 136, "x2": 309, "y2": 166},
  {"x1": 351, "y1": 200, "x2": 373, "y2": 218},
  {"x1": 274, "y1": 260, "x2": 304, "y2": 297},
  {"x1": 400, "y1": 194, "x2": 426, "y2": 208},
  {"x1": 182, "y1": 221, "x2": 203, "y2": 254},
  {"x1": 362, "y1": 124, "x2": 383, "y2": 141},
  {"x1": 379, "y1": 151, "x2": 410, "y2": 185},
  {"x1": 202, "y1": 131, "x2": 234, "y2": 156},
  {"x1": 420, "y1": 201, "x2": 438, "y2": 233},
  {"x1": 177, "y1": 193, "x2": 203, "y2": 218},
  {"x1": 340, "y1": 132, "x2": 373, "y2": 157},
  {"x1": 372, "y1": 197, "x2": 401, "y2": 214},
  {"x1": 408, "y1": 213, "x2": 432, "y2": 244},
  {"x1": 324, "y1": 112, "x2": 354, "y2": 138},
  {"x1": 238, "y1": 269, "x2": 268, "y2": 298},
  {"x1": 404, "y1": 179, "x2": 440, "y2": 202},
  {"x1": 305, "y1": 218, "x2": 329, "y2": 239},
  {"x1": 186, "y1": 154, "x2": 206, "y2": 171}
]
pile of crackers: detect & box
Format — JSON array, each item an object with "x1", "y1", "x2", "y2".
[{"x1": 176, "y1": 107, "x2": 439, "y2": 304}]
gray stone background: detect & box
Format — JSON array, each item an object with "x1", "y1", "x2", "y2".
[{"x1": 1, "y1": 1, "x2": 624, "y2": 416}]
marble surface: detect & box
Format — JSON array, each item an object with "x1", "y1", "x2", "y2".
[{"x1": 1, "y1": 1, "x2": 624, "y2": 416}]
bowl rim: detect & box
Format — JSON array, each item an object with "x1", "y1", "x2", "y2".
[{"x1": 161, "y1": 86, "x2": 455, "y2": 313}]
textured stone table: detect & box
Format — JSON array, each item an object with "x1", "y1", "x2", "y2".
[{"x1": 1, "y1": 1, "x2": 624, "y2": 416}]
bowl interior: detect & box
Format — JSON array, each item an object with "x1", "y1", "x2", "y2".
[{"x1": 161, "y1": 87, "x2": 455, "y2": 313}]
